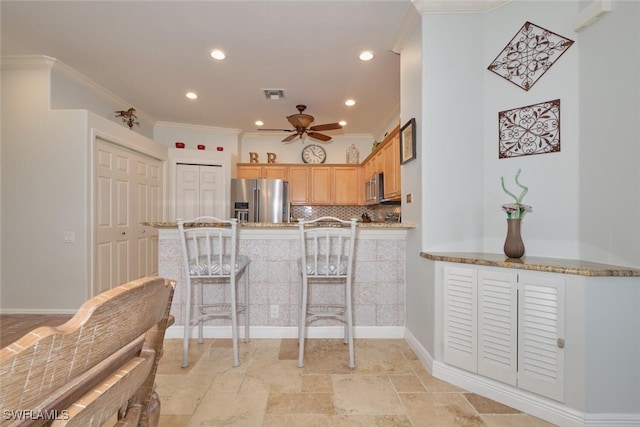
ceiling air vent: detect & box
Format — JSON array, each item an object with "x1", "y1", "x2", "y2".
[{"x1": 263, "y1": 89, "x2": 285, "y2": 100}]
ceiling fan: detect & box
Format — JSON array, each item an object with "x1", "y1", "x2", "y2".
[{"x1": 262, "y1": 105, "x2": 342, "y2": 143}]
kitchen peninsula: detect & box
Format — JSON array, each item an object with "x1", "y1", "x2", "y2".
[{"x1": 147, "y1": 221, "x2": 414, "y2": 340}]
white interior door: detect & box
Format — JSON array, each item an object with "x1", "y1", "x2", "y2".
[
  {"x1": 176, "y1": 163, "x2": 224, "y2": 219},
  {"x1": 95, "y1": 139, "x2": 162, "y2": 295},
  {"x1": 134, "y1": 157, "x2": 161, "y2": 278}
]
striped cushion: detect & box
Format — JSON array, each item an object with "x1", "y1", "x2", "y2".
[
  {"x1": 189, "y1": 255, "x2": 249, "y2": 276},
  {"x1": 299, "y1": 255, "x2": 349, "y2": 276}
]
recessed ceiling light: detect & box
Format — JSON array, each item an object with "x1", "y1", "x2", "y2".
[
  {"x1": 210, "y1": 49, "x2": 226, "y2": 60},
  {"x1": 186, "y1": 92, "x2": 198, "y2": 99},
  {"x1": 359, "y1": 51, "x2": 374, "y2": 61},
  {"x1": 345, "y1": 99, "x2": 356, "y2": 107},
  {"x1": 255, "y1": 120, "x2": 264, "y2": 126},
  {"x1": 339, "y1": 121, "x2": 347, "y2": 126}
]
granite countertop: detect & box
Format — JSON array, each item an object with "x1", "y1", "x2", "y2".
[
  {"x1": 420, "y1": 251, "x2": 640, "y2": 277},
  {"x1": 145, "y1": 221, "x2": 415, "y2": 229}
]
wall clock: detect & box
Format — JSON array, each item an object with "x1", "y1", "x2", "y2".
[{"x1": 301, "y1": 144, "x2": 326, "y2": 164}]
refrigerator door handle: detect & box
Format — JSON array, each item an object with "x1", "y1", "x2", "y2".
[{"x1": 253, "y1": 187, "x2": 260, "y2": 222}]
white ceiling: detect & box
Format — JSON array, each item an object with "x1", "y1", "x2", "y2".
[{"x1": 1, "y1": 1, "x2": 420, "y2": 139}]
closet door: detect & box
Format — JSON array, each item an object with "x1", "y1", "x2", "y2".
[
  {"x1": 175, "y1": 164, "x2": 224, "y2": 219},
  {"x1": 95, "y1": 139, "x2": 162, "y2": 294},
  {"x1": 134, "y1": 157, "x2": 161, "y2": 278}
]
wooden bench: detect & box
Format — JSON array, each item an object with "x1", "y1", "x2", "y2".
[{"x1": 0, "y1": 277, "x2": 175, "y2": 427}]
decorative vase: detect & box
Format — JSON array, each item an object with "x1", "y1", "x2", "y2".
[
  {"x1": 503, "y1": 218, "x2": 525, "y2": 258},
  {"x1": 346, "y1": 144, "x2": 360, "y2": 164}
]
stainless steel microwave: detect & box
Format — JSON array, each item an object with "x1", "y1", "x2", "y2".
[
  {"x1": 364, "y1": 173, "x2": 383, "y2": 205},
  {"x1": 364, "y1": 172, "x2": 401, "y2": 205}
]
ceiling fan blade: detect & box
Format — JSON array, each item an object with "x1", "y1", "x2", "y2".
[
  {"x1": 307, "y1": 132, "x2": 332, "y2": 142},
  {"x1": 309, "y1": 123, "x2": 342, "y2": 132},
  {"x1": 282, "y1": 133, "x2": 299, "y2": 143},
  {"x1": 261, "y1": 128, "x2": 295, "y2": 132}
]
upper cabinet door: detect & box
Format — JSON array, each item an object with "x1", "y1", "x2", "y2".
[
  {"x1": 288, "y1": 166, "x2": 310, "y2": 204},
  {"x1": 310, "y1": 166, "x2": 331, "y2": 204},
  {"x1": 332, "y1": 166, "x2": 360, "y2": 205}
]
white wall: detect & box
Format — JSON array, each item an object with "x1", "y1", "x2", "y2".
[
  {"x1": 153, "y1": 121, "x2": 242, "y2": 155},
  {"x1": 239, "y1": 133, "x2": 377, "y2": 164},
  {"x1": 405, "y1": 0, "x2": 640, "y2": 374},
  {"x1": 407, "y1": 0, "x2": 638, "y2": 269},
  {"x1": 2, "y1": 63, "x2": 90, "y2": 310},
  {"x1": 401, "y1": 15, "x2": 430, "y2": 353},
  {"x1": 1, "y1": 57, "x2": 167, "y2": 312},
  {"x1": 421, "y1": 13, "x2": 486, "y2": 253},
  {"x1": 50, "y1": 57, "x2": 156, "y2": 140},
  {"x1": 577, "y1": 0, "x2": 640, "y2": 268},
  {"x1": 483, "y1": 1, "x2": 582, "y2": 259}
]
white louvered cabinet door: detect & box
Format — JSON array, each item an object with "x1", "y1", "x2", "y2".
[
  {"x1": 517, "y1": 274, "x2": 565, "y2": 402},
  {"x1": 443, "y1": 266, "x2": 478, "y2": 373},
  {"x1": 477, "y1": 270, "x2": 518, "y2": 386}
]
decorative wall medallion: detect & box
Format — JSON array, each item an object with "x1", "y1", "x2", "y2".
[
  {"x1": 499, "y1": 99, "x2": 560, "y2": 159},
  {"x1": 488, "y1": 21, "x2": 574, "y2": 91}
]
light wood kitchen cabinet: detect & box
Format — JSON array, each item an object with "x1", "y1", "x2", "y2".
[
  {"x1": 288, "y1": 166, "x2": 310, "y2": 204},
  {"x1": 310, "y1": 166, "x2": 332, "y2": 204},
  {"x1": 383, "y1": 128, "x2": 401, "y2": 200},
  {"x1": 236, "y1": 163, "x2": 362, "y2": 206},
  {"x1": 236, "y1": 164, "x2": 288, "y2": 179},
  {"x1": 332, "y1": 166, "x2": 360, "y2": 205},
  {"x1": 359, "y1": 124, "x2": 401, "y2": 203}
]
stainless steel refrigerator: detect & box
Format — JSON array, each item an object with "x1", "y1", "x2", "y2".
[{"x1": 230, "y1": 179, "x2": 290, "y2": 223}]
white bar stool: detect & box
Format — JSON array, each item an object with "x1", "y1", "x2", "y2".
[
  {"x1": 297, "y1": 216, "x2": 358, "y2": 369},
  {"x1": 177, "y1": 217, "x2": 250, "y2": 368}
]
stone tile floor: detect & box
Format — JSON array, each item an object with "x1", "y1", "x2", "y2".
[{"x1": 155, "y1": 338, "x2": 557, "y2": 427}]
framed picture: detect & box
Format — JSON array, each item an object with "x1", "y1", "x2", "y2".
[{"x1": 400, "y1": 118, "x2": 416, "y2": 164}]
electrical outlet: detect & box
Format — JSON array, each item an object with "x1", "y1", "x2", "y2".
[{"x1": 270, "y1": 304, "x2": 279, "y2": 319}]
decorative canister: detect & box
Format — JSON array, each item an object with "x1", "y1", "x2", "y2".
[{"x1": 346, "y1": 144, "x2": 360, "y2": 164}]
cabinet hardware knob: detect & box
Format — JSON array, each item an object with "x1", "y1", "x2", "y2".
[
  {"x1": 557, "y1": 338, "x2": 565, "y2": 348},
  {"x1": 121, "y1": 232, "x2": 126, "y2": 235}
]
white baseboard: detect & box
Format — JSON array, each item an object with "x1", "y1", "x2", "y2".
[
  {"x1": 583, "y1": 413, "x2": 640, "y2": 427},
  {"x1": 403, "y1": 328, "x2": 434, "y2": 373},
  {"x1": 164, "y1": 325, "x2": 405, "y2": 340}
]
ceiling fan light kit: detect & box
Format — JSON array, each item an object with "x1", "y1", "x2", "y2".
[{"x1": 262, "y1": 104, "x2": 342, "y2": 143}]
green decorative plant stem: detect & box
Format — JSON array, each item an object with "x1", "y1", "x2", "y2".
[{"x1": 501, "y1": 169, "x2": 530, "y2": 219}]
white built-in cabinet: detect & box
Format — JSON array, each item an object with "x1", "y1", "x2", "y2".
[
  {"x1": 443, "y1": 265, "x2": 565, "y2": 402},
  {"x1": 175, "y1": 163, "x2": 224, "y2": 219}
]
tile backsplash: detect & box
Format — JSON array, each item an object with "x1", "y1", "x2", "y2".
[{"x1": 290, "y1": 204, "x2": 401, "y2": 223}]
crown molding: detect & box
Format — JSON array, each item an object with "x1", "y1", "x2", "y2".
[
  {"x1": 391, "y1": 4, "x2": 421, "y2": 54},
  {"x1": 1, "y1": 54, "x2": 155, "y2": 125},
  {"x1": 1, "y1": 55, "x2": 57, "y2": 70},
  {"x1": 412, "y1": 0, "x2": 511, "y2": 14},
  {"x1": 155, "y1": 121, "x2": 242, "y2": 136}
]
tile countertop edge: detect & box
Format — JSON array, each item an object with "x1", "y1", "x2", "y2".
[
  {"x1": 144, "y1": 221, "x2": 416, "y2": 229},
  {"x1": 420, "y1": 252, "x2": 640, "y2": 277}
]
